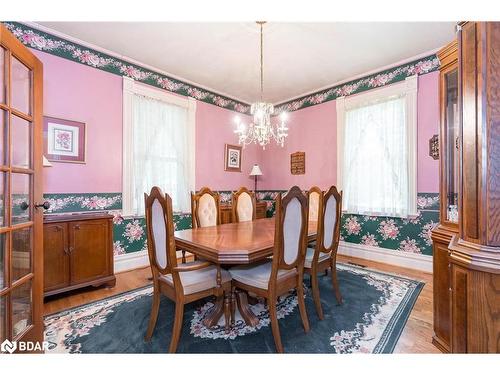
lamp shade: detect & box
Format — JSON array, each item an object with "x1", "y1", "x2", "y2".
[{"x1": 249, "y1": 164, "x2": 262, "y2": 176}]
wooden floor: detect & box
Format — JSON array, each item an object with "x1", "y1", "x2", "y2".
[{"x1": 43, "y1": 255, "x2": 440, "y2": 354}]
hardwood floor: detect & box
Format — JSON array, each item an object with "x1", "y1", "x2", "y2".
[{"x1": 43, "y1": 255, "x2": 440, "y2": 354}]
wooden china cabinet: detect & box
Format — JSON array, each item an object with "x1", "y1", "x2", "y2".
[
  {"x1": 432, "y1": 22, "x2": 500, "y2": 353},
  {"x1": 431, "y1": 40, "x2": 459, "y2": 353}
]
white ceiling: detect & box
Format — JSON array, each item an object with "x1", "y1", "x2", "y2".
[{"x1": 36, "y1": 22, "x2": 456, "y2": 104}]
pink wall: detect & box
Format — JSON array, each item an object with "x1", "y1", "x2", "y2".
[
  {"x1": 417, "y1": 71, "x2": 440, "y2": 193},
  {"x1": 36, "y1": 50, "x2": 123, "y2": 193},
  {"x1": 259, "y1": 73, "x2": 440, "y2": 193},
  {"x1": 259, "y1": 101, "x2": 337, "y2": 190},
  {"x1": 37, "y1": 50, "x2": 260, "y2": 194},
  {"x1": 195, "y1": 102, "x2": 258, "y2": 190}
]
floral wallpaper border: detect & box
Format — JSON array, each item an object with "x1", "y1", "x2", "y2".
[
  {"x1": 3, "y1": 22, "x2": 251, "y2": 114},
  {"x1": 43, "y1": 191, "x2": 438, "y2": 257},
  {"x1": 3, "y1": 22, "x2": 440, "y2": 116},
  {"x1": 274, "y1": 55, "x2": 440, "y2": 113}
]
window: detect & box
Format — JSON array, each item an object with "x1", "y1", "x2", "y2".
[
  {"x1": 122, "y1": 77, "x2": 196, "y2": 216},
  {"x1": 336, "y1": 76, "x2": 418, "y2": 218}
]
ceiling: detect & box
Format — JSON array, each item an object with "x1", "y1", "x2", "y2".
[{"x1": 36, "y1": 22, "x2": 456, "y2": 104}]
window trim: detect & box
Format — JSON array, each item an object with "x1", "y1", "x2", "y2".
[
  {"x1": 122, "y1": 76, "x2": 196, "y2": 217},
  {"x1": 336, "y1": 75, "x2": 418, "y2": 218}
]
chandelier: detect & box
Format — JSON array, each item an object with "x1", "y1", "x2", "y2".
[{"x1": 234, "y1": 21, "x2": 288, "y2": 149}]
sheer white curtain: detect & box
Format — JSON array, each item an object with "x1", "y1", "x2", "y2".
[
  {"x1": 342, "y1": 96, "x2": 409, "y2": 217},
  {"x1": 122, "y1": 77, "x2": 195, "y2": 216}
]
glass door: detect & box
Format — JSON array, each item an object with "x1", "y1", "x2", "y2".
[{"x1": 0, "y1": 24, "x2": 44, "y2": 348}]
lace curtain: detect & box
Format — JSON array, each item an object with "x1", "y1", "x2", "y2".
[
  {"x1": 129, "y1": 94, "x2": 194, "y2": 215},
  {"x1": 342, "y1": 96, "x2": 411, "y2": 217}
]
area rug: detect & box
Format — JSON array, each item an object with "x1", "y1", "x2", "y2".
[{"x1": 44, "y1": 263, "x2": 423, "y2": 354}]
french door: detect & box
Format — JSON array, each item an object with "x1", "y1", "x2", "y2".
[{"x1": 0, "y1": 24, "x2": 44, "y2": 348}]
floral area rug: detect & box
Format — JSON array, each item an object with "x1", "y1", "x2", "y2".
[{"x1": 44, "y1": 263, "x2": 423, "y2": 353}]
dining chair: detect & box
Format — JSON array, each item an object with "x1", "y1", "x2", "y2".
[
  {"x1": 303, "y1": 185, "x2": 343, "y2": 320},
  {"x1": 306, "y1": 186, "x2": 322, "y2": 249},
  {"x1": 232, "y1": 186, "x2": 257, "y2": 222},
  {"x1": 191, "y1": 187, "x2": 221, "y2": 228},
  {"x1": 307, "y1": 186, "x2": 322, "y2": 223},
  {"x1": 229, "y1": 185, "x2": 310, "y2": 353},
  {"x1": 144, "y1": 186, "x2": 232, "y2": 353}
]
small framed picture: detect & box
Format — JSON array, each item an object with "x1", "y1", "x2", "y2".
[
  {"x1": 224, "y1": 143, "x2": 242, "y2": 172},
  {"x1": 44, "y1": 116, "x2": 86, "y2": 163}
]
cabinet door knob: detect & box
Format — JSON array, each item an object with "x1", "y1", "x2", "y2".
[
  {"x1": 68, "y1": 246, "x2": 74, "y2": 253},
  {"x1": 74, "y1": 225, "x2": 80, "y2": 230},
  {"x1": 35, "y1": 201, "x2": 51, "y2": 210}
]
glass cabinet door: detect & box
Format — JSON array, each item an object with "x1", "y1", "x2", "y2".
[{"x1": 443, "y1": 69, "x2": 459, "y2": 223}]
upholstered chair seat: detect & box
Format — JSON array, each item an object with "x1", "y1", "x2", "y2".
[
  {"x1": 161, "y1": 261, "x2": 232, "y2": 295},
  {"x1": 229, "y1": 261, "x2": 297, "y2": 289},
  {"x1": 303, "y1": 247, "x2": 331, "y2": 268}
]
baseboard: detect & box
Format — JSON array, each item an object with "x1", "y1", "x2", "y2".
[
  {"x1": 338, "y1": 241, "x2": 433, "y2": 273},
  {"x1": 114, "y1": 250, "x2": 149, "y2": 273},
  {"x1": 113, "y1": 250, "x2": 187, "y2": 273}
]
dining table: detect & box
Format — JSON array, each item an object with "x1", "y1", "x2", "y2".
[{"x1": 174, "y1": 217, "x2": 317, "y2": 331}]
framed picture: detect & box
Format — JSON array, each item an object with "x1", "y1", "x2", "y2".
[
  {"x1": 44, "y1": 116, "x2": 86, "y2": 163},
  {"x1": 224, "y1": 143, "x2": 242, "y2": 172}
]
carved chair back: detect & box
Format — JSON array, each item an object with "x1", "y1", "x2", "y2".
[
  {"x1": 232, "y1": 187, "x2": 257, "y2": 222},
  {"x1": 314, "y1": 186, "x2": 342, "y2": 256},
  {"x1": 190, "y1": 187, "x2": 221, "y2": 228},
  {"x1": 307, "y1": 186, "x2": 322, "y2": 222},
  {"x1": 270, "y1": 186, "x2": 309, "y2": 283},
  {"x1": 144, "y1": 187, "x2": 179, "y2": 280}
]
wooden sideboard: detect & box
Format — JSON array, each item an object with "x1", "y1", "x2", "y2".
[
  {"x1": 220, "y1": 201, "x2": 267, "y2": 224},
  {"x1": 43, "y1": 213, "x2": 116, "y2": 297}
]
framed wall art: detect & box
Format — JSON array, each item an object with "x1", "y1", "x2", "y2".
[
  {"x1": 44, "y1": 116, "x2": 86, "y2": 163},
  {"x1": 224, "y1": 143, "x2": 242, "y2": 172}
]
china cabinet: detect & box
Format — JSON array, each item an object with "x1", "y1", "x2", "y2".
[
  {"x1": 431, "y1": 40, "x2": 459, "y2": 353},
  {"x1": 432, "y1": 22, "x2": 500, "y2": 353}
]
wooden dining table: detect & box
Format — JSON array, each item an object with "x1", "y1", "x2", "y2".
[{"x1": 174, "y1": 217, "x2": 317, "y2": 330}]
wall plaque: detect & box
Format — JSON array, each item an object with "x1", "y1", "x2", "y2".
[
  {"x1": 429, "y1": 134, "x2": 439, "y2": 160},
  {"x1": 290, "y1": 152, "x2": 305, "y2": 175}
]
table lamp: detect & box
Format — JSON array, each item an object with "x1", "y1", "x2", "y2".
[{"x1": 249, "y1": 164, "x2": 262, "y2": 192}]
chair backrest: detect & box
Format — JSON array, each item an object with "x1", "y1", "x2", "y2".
[
  {"x1": 307, "y1": 186, "x2": 322, "y2": 222},
  {"x1": 315, "y1": 186, "x2": 342, "y2": 255},
  {"x1": 144, "y1": 187, "x2": 178, "y2": 277},
  {"x1": 232, "y1": 187, "x2": 256, "y2": 222},
  {"x1": 191, "y1": 187, "x2": 221, "y2": 228},
  {"x1": 271, "y1": 186, "x2": 309, "y2": 276}
]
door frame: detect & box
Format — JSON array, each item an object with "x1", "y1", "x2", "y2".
[{"x1": 0, "y1": 24, "x2": 44, "y2": 347}]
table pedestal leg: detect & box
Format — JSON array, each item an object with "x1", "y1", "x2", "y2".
[
  {"x1": 235, "y1": 290, "x2": 260, "y2": 327},
  {"x1": 223, "y1": 294, "x2": 231, "y2": 333},
  {"x1": 202, "y1": 296, "x2": 224, "y2": 327}
]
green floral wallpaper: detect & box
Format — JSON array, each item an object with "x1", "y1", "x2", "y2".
[{"x1": 42, "y1": 191, "x2": 438, "y2": 257}]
